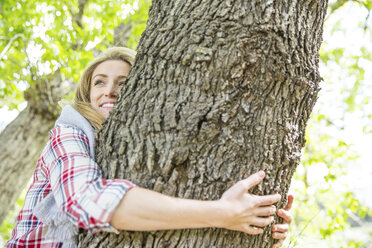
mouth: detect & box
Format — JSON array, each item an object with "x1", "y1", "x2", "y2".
[{"x1": 100, "y1": 102, "x2": 115, "y2": 109}]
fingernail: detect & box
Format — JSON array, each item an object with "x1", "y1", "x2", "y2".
[{"x1": 258, "y1": 171, "x2": 265, "y2": 177}]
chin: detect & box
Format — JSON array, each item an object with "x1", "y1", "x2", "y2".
[
  {"x1": 101, "y1": 113, "x2": 110, "y2": 119},
  {"x1": 101, "y1": 110, "x2": 113, "y2": 119}
]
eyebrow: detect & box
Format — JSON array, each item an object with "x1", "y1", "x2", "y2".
[{"x1": 92, "y1": 74, "x2": 127, "y2": 80}]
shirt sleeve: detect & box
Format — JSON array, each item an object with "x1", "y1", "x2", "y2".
[{"x1": 45, "y1": 124, "x2": 135, "y2": 233}]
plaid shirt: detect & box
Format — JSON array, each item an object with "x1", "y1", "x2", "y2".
[{"x1": 6, "y1": 124, "x2": 135, "y2": 247}]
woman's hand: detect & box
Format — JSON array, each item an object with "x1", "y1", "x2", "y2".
[
  {"x1": 271, "y1": 194, "x2": 294, "y2": 248},
  {"x1": 217, "y1": 171, "x2": 281, "y2": 235}
]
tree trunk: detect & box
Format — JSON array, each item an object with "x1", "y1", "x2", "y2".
[
  {"x1": 79, "y1": 0, "x2": 328, "y2": 247},
  {"x1": 0, "y1": 74, "x2": 64, "y2": 223}
]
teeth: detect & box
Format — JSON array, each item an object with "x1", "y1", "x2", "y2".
[{"x1": 101, "y1": 103, "x2": 115, "y2": 108}]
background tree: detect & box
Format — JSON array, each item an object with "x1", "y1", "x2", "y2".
[{"x1": 78, "y1": 0, "x2": 328, "y2": 247}]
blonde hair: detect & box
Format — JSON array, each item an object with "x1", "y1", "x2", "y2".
[{"x1": 73, "y1": 47, "x2": 136, "y2": 130}]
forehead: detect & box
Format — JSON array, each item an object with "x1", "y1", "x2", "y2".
[{"x1": 92, "y1": 60, "x2": 131, "y2": 76}]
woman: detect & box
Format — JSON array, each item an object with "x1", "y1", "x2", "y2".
[{"x1": 6, "y1": 47, "x2": 293, "y2": 248}]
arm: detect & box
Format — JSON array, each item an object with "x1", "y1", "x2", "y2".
[
  {"x1": 111, "y1": 171, "x2": 281, "y2": 234},
  {"x1": 111, "y1": 187, "x2": 220, "y2": 231}
]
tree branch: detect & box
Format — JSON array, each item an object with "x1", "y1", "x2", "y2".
[
  {"x1": 363, "y1": 9, "x2": 371, "y2": 31},
  {"x1": 76, "y1": 0, "x2": 89, "y2": 28},
  {"x1": 0, "y1": 33, "x2": 24, "y2": 61},
  {"x1": 113, "y1": 22, "x2": 133, "y2": 47},
  {"x1": 67, "y1": 0, "x2": 89, "y2": 28}
]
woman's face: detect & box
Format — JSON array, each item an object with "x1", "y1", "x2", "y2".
[{"x1": 90, "y1": 60, "x2": 131, "y2": 119}]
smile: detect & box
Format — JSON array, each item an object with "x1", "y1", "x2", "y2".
[{"x1": 100, "y1": 103, "x2": 115, "y2": 108}]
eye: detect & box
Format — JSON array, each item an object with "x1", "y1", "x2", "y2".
[
  {"x1": 118, "y1": 81, "x2": 126, "y2": 87},
  {"x1": 94, "y1": 80, "x2": 104, "y2": 86}
]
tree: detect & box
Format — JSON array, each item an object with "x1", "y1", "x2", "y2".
[
  {"x1": 78, "y1": 0, "x2": 328, "y2": 247},
  {"x1": 0, "y1": 0, "x2": 150, "y2": 225}
]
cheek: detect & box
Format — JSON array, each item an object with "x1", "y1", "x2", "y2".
[{"x1": 89, "y1": 90, "x2": 98, "y2": 106}]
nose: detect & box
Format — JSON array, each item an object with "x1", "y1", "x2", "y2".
[{"x1": 105, "y1": 82, "x2": 119, "y2": 97}]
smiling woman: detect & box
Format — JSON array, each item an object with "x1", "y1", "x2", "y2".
[
  {"x1": 72, "y1": 47, "x2": 136, "y2": 130},
  {"x1": 90, "y1": 60, "x2": 131, "y2": 119}
]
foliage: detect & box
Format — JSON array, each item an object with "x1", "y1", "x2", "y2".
[
  {"x1": 286, "y1": 117, "x2": 372, "y2": 247},
  {"x1": 0, "y1": 0, "x2": 150, "y2": 110},
  {"x1": 284, "y1": 1, "x2": 372, "y2": 247}
]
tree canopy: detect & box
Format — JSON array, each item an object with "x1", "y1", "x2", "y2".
[{"x1": 0, "y1": 0, "x2": 150, "y2": 110}]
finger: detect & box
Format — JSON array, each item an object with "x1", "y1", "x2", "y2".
[
  {"x1": 272, "y1": 240, "x2": 284, "y2": 248},
  {"x1": 245, "y1": 226, "x2": 264, "y2": 235},
  {"x1": 239, "y1": 170, "x2": 265, "y2": 191},
  {"x1": 255, "y1": 194, "x2": 281, "y2": 206},
  {"x1": 272, "y1": 223, "x2": 289, "y2": 233},
  {"x1": 277, "y1": 209, "x2": 292, "y2": 223},
  {"x1": 254, "y1": 205, "x2": 276, "y2": 216},
  {"x1": 285, "y1": 194, "x2": 294, "y2": 211},
  {"x1": 272, "y1": 231, "x2": 287, "y2": 240},
  {"x1": 251, "y1": 216, "x2": 275, "y2": 227}
]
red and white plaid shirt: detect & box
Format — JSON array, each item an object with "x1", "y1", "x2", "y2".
[{"x1": 6, "y1": 124, "x2": 135, "y2": 247}]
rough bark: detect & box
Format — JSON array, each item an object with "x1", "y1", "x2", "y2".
[{"x1": 79, "y1": 0, "x2": 328, "y2": 247}]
